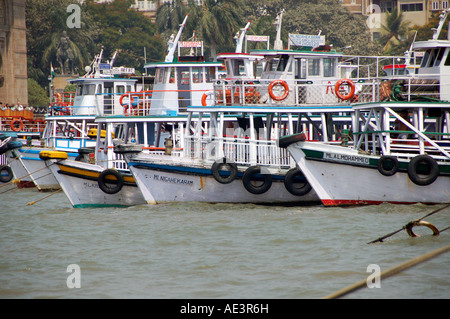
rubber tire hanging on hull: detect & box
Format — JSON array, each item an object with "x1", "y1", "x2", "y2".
[
  {"x1": 377, "y1": 155, "x2": 399, "y2": 176},
  {"x1": 407, "y1": 155, "x2": 439, "y2": 186},
  {"x1": 98, "y1": 169, "x2": 124, "y2": 194},
  {"x1": 284, "y1": 168, "x2": 312, "y2": 196},
  {"x1": 211, "y1": 160, "x2": 238, "y2": 184},
  {"x1": 242, "y1": 166, "x2": 272, "y2": 195},
  {"x1": 0, "y1": 166, "x2": 14, "y2": 183}
]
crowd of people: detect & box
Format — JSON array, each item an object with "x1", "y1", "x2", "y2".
[{"x1": 0, "y1": 101, "x2": 34, "y2": 111}]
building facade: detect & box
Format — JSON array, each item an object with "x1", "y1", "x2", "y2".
[
  {"x1": 0, "y1": 0, "x2": 28, "y2": 106},
  {"x1": 340, "y1": 0, "x2": 448, "y2": 39}
]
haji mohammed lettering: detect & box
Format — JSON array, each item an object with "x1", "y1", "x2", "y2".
[{"x1": 323, "y1": 152, "x2": 369, "y2": 164}]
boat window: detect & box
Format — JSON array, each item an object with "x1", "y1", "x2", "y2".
[
  {"x1": 207, "y1": 67, "x2": 216, "y2": 82},
  {"x1": 276, "y1": 55, "x2": 290, "y2": 72},
  {"x1": 192, "y1": 67, "x2": 203, "y2": 83},
  {"x1": 427, "y1": 49, "x2": 438, "y2": 67},
  {"x1": 97, "y1": 85, "x2": 102, "y2": 94},
  {"x1": 265, "y1": 58, "x2": 280, "y2": 72},
  {"x1": 294, "y1": 58, "x2": 307, "y2": 79},
  {"x1": 323, "y1": 58, "x2": 336, "y2": 77},
  {"x1": 76, "y1": 84, "x2": 83, "y2": 96},
  {"x1": 156, "y1": 68, "x2": 165, "y2": 83},
  {"x1": 127, "y1": 85, "x2": 132, "y2": 92},
  {"x1": 434, "y1": 48, "x2": 445, "y2": 66},
  {"x1": 420, "y1": 50, "x2": 431, "y2": 68},
  {"x1": 308, "y1": 59, "x2": 321, "y2": 76},
  {"x1": 181, "y1": 70, "x2": 190, "y2": 85},
  {"x1": 116, "y1": 85, "x2": 125, "y2": 94},
  {"x1": 83, "y1": 84, "x2": 96, "y2": 95},
  {"x1": 169, "y1": 67, "x2": 176, "y2": 83},
  {"x1": 232, "y1": 60, "x2": 245, "y2": 76},
  {"x1": 445, "y1": 49, "x2": 450, "y2": 66}
]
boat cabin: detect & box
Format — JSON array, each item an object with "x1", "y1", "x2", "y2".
[{"x1": 143, "y1": 15, "x2": 222, "y2": 115}]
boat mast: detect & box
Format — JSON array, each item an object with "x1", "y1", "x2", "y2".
[
  {"x1": 165, "y1": 14, "x2": 189, "y2": 62},
  {"x1": 432, "y1": 8, "x2": 450, "y2": 40},
  {"x1": 273, "y1": 11, "x2": 284, "y2": 50},
  {"x1": 234, "y1": 21, "x2": 251, "y2": 53}
]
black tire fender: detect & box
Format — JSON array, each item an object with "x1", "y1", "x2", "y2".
[
  {"x1": 242, "y1": 166, "x2": 272, "y2": 195},
  {"x1": 98, "y1": 169, "x2": 124, "y2": 194},
  {"x1": 377, "y1": 155, "x2": 399, "y2": 176},
  {"x1": 0, "y1": 165, "x2": 14, "y2": 183},
  {"x1": 211, "y1": 159, "x2": 238, "y2": 184},
  {"x1": 407, "y1": 155, "x2": 439, "y2": 186},
  {"x1": 284, "y1": 168, "x2": 312, "y2": 196}
]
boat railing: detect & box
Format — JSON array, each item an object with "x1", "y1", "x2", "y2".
[
  {"x1": 184, "y1": 134, "x2": 294, "y2": 168},
  {"x1": 211, "y1": 73, "x2": 447, "y2": 107},
  {"x1": 212, "y1": 78, "x2": 380, "y2": 107},
  {"x1": 353, "y1": 128, "x2": 450, "y2": 161}
]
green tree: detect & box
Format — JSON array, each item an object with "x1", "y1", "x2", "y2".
[
  {"x1": 378, "y1": 7, "x2": 411, "y2": 54},
  {"x1": 280, "y1": 0, "x2": 381, "y2": 55},
  {"x1": 26, "y1": 0, "x2": 99, "y2": 87},
  {"x1": 28, "y1": 79, "x2": 49, "y2": 107},
  {"x1": 169, "y1": 0, "x2": 245, "y2": 60},
  {"x1": 86, "y1": 0, "x2": 165, "y2": 69}
]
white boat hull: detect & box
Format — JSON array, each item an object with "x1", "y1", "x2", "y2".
[
  {"x1": 7, "y1": 148, "x2": 77, "y2": 190},
  {"x1": 46, "y1": 159, "x2": 146, "y2": 208},
  {"x1": 287, "y1": 141, "x2": 450, "y2": 206},
  {"x1": 126, "y1": 154, "x2": 320, "y2": 205}
]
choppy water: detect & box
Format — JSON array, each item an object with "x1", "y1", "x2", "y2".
[{"x1": 0, "y1": 186, "x2": 449, "y2": 299}]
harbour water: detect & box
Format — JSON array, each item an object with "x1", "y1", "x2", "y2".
[{"x1": 0, "y1": 186, "x2": 448, "y2": 299}]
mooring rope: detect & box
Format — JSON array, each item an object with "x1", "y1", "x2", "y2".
[
  {"x1": 368, "y1": 204, "x2": 450, "y2": 244},
  {"x1": 27, "y1": 188, "x2": 62, "y2": 206},
  {"x1": 323, "y1": 244, "x2": 450, "y2": 299}
]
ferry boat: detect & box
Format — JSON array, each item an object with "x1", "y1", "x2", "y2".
[
  {"x1": 40, "y1": 15, "x2": 224, "y2": 207},
  {"x1": 113, "y1": 20, "x2": 390, "y2": 205},
  {"x1": 279, "y1": 9, "x2": 450, "y2": 206},
  {"x1": 3, "y1": 49, "x2": 139, "y2": 191}
]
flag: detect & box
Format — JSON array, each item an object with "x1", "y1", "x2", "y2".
[{"x1": 51, "y1": 63, "x2": 55, "y2": 80}]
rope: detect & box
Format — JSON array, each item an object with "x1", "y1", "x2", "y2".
[
  {"x1": 323, "y1": 244, "x2": 450, "y2": 299},
  {"x1": 27, "y1": 188, "x2": 62, "y2": 206},
  {"x1": 368, "y1": 204, "x2": 450, "y2": 244}
]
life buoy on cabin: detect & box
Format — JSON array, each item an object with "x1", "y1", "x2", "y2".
[
  {"x1": 284, "y1": 168, "x2": 312, "y2": 196},
  {"x1": 242, "y1": 166, "x2": 272, "y2": 194},
  {"x1": 201, "y1": 91, "x2": 214, "y2": 106},
  {"x1": 268, "y1": 80, "x2": 289, "y2": 101},
  {"x1": 407, "y1": 154, "x2": 439, "y2": 186},
  {"x1": 335, "y1": 78, "x2": 356, "y2": 100},
  {"x1": 119, "y1": 93, "x2": 136, "y2": 111},
  {"x1": 211, "y1": 159, "x2": 238, "y2": 184},
  {"x1": 98, "y1": 169, "x2": 124, "y2": 194},
  {"x1": 0, "y1": 165, "x2": 14, "y2": 183},
  {"x1": 10, "y1": 119, "x2": 23, "y2": 132},
  {"x1": 406, "y1": 220, "x2": 440, "y2": 237},
  {"x1": 55, "y1": 93, "x2": 63, "y2": 103},
  {"x1": 377, "y1": 155, "x2": 399, "y2": 176}
]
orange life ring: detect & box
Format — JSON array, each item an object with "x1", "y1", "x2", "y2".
[
  {"x1": 268, "y1": 80, "x2": 289, "y2": 101},
  {"x1": 11, "y1": 118, "x2": 23, "y2": 132},
  {"x1": 201, "y1": 91, "x2": 214, "y2": 106},
  {"x1": 335, "y1": 78, "x2": 356, "y2": 100},
  {"x1": 55, "y1": 93, "x2": 62, "y2": 103},
  {"x1": 119, "y1": 94, "x2": 129, "y2": 107}
]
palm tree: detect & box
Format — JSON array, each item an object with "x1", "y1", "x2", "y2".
[
  {"x1": 188, "y1": 0, "x2": 245, "y2": 60},
  {"x1": 379, "y1": 7, "x2": 410, "y2": 52},
  {"x1": 155, "y1": 0, "x2": 189, "y2": 40}
]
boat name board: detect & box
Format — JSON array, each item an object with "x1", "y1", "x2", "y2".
[
  {"x1": 289, "y1": 34, "x2": 325, "y2": 48},
  {"x1": 323, "y1": 152, "x2": 369, "y2": 165},
  {"x1": 151, "y1": 173, "x2": 194, "y2": 186}
]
